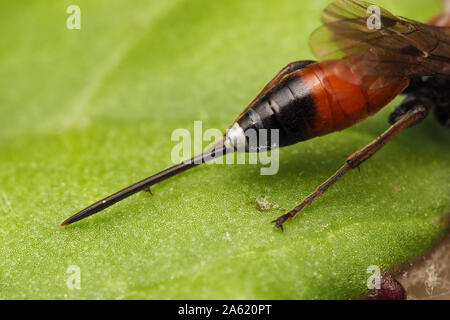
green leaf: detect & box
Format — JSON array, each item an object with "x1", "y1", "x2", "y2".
[{"x1": 0, "y1": 0, "x2": 448, "y2": 299}]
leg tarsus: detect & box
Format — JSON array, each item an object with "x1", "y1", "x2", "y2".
[{"x1": 272, "y1": 215, "x2": 289, "y2": 231}]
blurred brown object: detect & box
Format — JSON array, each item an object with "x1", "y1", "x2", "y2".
[
  {"x1": 428, "y1": 0, "x2": 450, "y2": 25},
  {"x1": 396, "y1": 233, "x2": 450, "y2": 300},
  {"x1": 366, "y1": 272, "x2": 407, "y2": 300},
  {"x1": 445, "y1": 0, "x2": 450, "y2": 14}
]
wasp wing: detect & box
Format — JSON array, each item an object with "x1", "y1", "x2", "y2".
[{"x1": 309, "y1": 0, "x2": 450, "y2": 86}]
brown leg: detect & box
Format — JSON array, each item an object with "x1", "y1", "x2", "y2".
[{"x1": 272, "y1": 105, "x2": 430, "y2": 231}]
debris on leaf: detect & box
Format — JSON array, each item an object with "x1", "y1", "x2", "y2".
[
  {"x1": 317, "y1": 223, "x2": 329, "y2": 232},
  {"x1": 255, "y1": 195, "x2": 279, "y2": 211}
]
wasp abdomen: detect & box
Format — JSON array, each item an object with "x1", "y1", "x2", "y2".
[
  {"x1": 236, "y1": 73, "x2": 317, "y2": 149},
  {"x1": 229, "y1": 61, "x2": 409, "y2": 152}
]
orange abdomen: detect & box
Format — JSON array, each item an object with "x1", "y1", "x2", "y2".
[
  {"x1": 297, "y1": 60, "x2": 409, "y2": 137},
  {"x1": 235, "y1": 60, "x2": 409, "y2": 150}
]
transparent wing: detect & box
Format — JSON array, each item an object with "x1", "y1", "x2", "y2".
[{"x1": 309, "y1": 0, "x2": 450, "y2": 84}]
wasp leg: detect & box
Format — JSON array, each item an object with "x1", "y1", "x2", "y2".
[
  {"x1": 272, "y1": 104, "x2": 430, "y2": 230},
  {"x1": 389, "y1": 95, "x2": 433, "y2": 126},
  {"x1": 434, "y1": 105, "x2": 450, "y2": 128}
]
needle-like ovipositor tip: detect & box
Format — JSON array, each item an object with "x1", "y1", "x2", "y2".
[{"x1": 61, "y1": 142, "x2": 228, "y2": 226}]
